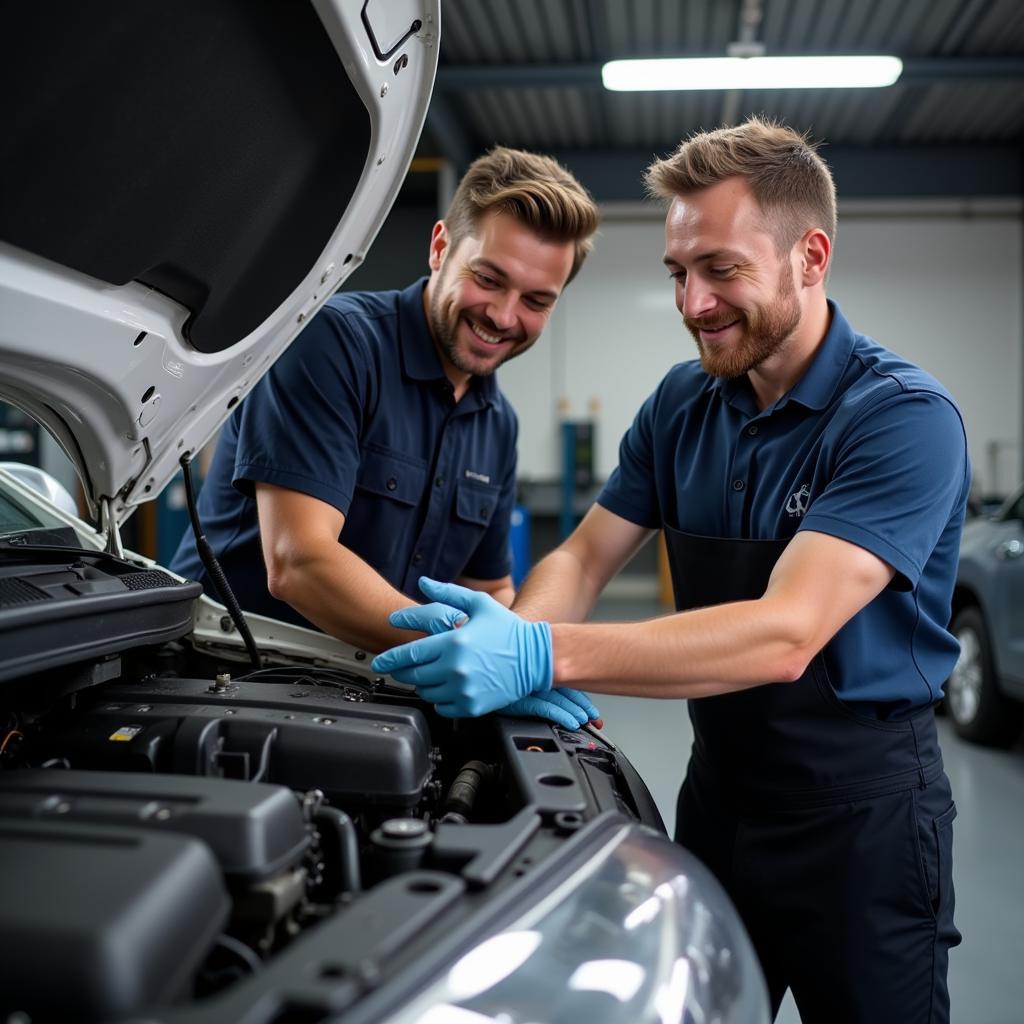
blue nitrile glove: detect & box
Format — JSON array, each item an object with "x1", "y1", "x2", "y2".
[
  {"x1": 372, "y1": 577, "x2": 552, "y2": 718},
  {"x1": 500, "y1": 687, "x2": 601, "y2": 730},
  {"x1": 397, "y1": 602, "x2": 467, "y2": 634}
]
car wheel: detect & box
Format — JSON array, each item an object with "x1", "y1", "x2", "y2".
[{"x1": 947, "y1": 606, "x2": 1024, "y2": 747}]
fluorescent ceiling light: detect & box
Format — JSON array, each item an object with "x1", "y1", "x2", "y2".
[{"x1": 601, "y1": 56, "x2": 903, "y2": 91}]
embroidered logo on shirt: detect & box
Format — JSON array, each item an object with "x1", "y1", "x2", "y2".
[
  {"x1": 465, "y1": 470, "x2": 491, "y2": 484},
  {"x1": 785, "y1": 484, "x2": 811, "y2": 518}
]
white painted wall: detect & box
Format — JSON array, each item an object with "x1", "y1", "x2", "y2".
[
  {"x1": 499, "y1": 199, "x2": 1023, "y2": 497},
  {"x1": 830, "y1": 201, "x2": 1022, "y2": 495}
]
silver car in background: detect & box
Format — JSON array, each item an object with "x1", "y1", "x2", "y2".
[{"x1": 948, "y1": 485, "x2": 1024, "y2": 746}]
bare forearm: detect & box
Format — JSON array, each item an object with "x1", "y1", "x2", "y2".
[
  {"x1": 513, "y1": 507, "x2": 655, "y2": 624},
  {"x1": 512, "y1": 548, "x2": 603, "y2": 623},
  {"x1": 543, "y1": 528, "x2": 892, "y2": 698},
  {"x1": 457, "y1": 575, "x2": 515, "y2": 608},
  {"x1": 270, "y1": 544, "x2": 418, "y2": 652},
  {"x1": 549, "y1": 597, "x2": 810, "y2": 698},
  {"x1": 489, "y1": 583, "x2": 515, "y2": 608}
]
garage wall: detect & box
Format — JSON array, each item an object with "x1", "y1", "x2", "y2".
[
  {"x1": 830, "y1": 201, "x2": 1022, "y2": 497},
  {"x1": 499, "y1": 199, "x2": 1024, "y2": 498}
]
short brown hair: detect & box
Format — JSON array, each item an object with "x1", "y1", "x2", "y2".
[
  {"x1": 444, "y1": 147, "x2": 599, "y2": 283},
  {"x1": 644, "y1": 116, "x2": 837, "y2": 252}
]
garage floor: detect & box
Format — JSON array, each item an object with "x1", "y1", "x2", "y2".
[{"x1": 592, "y1": 596, "x2": 1024, "y2": 1024}]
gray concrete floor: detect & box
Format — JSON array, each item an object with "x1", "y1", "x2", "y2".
[{"x1": 590, "y1": 596, "x2": 1024, "y2": 1024}]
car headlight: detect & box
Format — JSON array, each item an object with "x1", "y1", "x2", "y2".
[{"x1": 387, "y1": 821, "x2": 769, "y2": 1024}]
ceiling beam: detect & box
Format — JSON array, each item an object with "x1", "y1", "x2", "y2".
[
  {"x1": 435, "y1": 56, "x2": 1024, "y2": 92},
  {"x1": 424, "y1": 93, "x2": 473, "y2": 171}
]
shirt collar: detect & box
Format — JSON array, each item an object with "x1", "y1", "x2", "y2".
[
  {"x1": 778, "y1": 300, "x2": 855, "y2": 411},
  {"x1": 714, "y1": 370, "x2": 757, "y2": 417},
  {"x1": 398, "y1": 277, "x2": 498, "y2": 409},
  {"x1": 713, "y1": 299, "x2": 855, "y2": 416}
]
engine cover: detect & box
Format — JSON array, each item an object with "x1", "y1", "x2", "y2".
[
  {"x1": 0, "y1": 817, "x2": 228, "y2": 1019},
  {"x1": 0, "y1": 769, "x2": 309, "y2": 882},
  {"x1": 32, "y1": 677, "x2": 434, "y2": 814}
]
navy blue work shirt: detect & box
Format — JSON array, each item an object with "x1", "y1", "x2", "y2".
[
  {"x1": 171, "y1": 279, "x2": 517, "y2": 628},
  {"x1": 598, "y1": 302, "x2": 970, "y2": 712}
]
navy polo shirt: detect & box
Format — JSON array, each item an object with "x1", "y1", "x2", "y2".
[
  {"x1": 598, "y1": 302, "x2": 970, "y2": 712},
  {"x1": 171, "y1": 279, "x2": 517, "y2": 628}
]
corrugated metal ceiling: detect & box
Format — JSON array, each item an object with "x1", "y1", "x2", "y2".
[{"x1": 425, "y1": 0, "x2": 1024, "y2": 158}]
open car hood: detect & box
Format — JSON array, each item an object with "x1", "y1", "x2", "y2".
[{"x1": 0, "y1": 0, "x2": 439, "y2": 523}]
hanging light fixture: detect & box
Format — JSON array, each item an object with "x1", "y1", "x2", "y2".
[{"x1": 601, "y1": 55, "x2": 903, "y2": 92}]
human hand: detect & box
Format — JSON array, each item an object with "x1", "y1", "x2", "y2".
[
  {"x1": 397, "y1": 601, "x2": 467, "y2": 635},
  {"x1": 500, "y1": 687, "x2": 602, "y2": 730},
  {"x1": 371, "y1": 577, "x2": 552, "y2": 718}
]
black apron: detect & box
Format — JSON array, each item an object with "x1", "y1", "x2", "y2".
[
  {"x1": 665, "y1": 526, "x2": 943, "y2": 808},
  {"x1": 665, "y1": 525, "x2": 960, "y2": 1024}
]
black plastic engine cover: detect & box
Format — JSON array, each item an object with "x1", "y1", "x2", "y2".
[
  {"x1": 36, "y1": 678, "x2": 434, "y2": 813},
  {"x1": 0, "y1": 769, "x2": 309, "y2": 881},
  {"x1": 0, "y1": 818, "x2": 228, "y2": 1020}
]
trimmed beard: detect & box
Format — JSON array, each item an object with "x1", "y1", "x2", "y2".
[
  {"x1": 427, "y1": 263, "x2": 521, "y2": 379},
  {"x1": 685, "y1": 263, "x2": 801, "y2": 378}
]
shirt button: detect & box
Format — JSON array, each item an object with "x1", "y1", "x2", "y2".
[
  {"x1": 412, "y1": 552, "x2": 423, "y2": 566},
  {"x1": 732, "y1": 479, "x2": 745, "y2": 491},
  {"x1": 747, "y1": 425, "x2": 759, "y2": 436},
  {"x1": 480, "y1": 505, "x2": 490, "y2": 518},
  {"x1": 435, "y1": 476, "x2": 445, "y2": 488},
  {"x1": 386, "y1": 477, "x2": 398, "y2": 491}
]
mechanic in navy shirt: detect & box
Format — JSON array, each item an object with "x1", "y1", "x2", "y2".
[
  {"x1": 171, "y1": 147, "x2": 599, "y2": 653},
  {"x1": 376, "y1": 119, "x2": 968, "y2": 1023}
]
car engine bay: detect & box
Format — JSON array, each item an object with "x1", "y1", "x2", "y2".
[{"x1": 0, "y1": 631, "x2": 663, "y2": 1023}]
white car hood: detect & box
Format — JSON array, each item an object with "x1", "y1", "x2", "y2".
[{"x1": 0, "y1": 0, "x2": 439, "y2": 524}]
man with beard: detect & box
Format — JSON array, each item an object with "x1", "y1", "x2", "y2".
[
  {"x1": 171, "y1": 148, "x2": 598, "y2": 707},
  {"x1": 374, "y1": 118, "x2": 967, "y2": 1023}
]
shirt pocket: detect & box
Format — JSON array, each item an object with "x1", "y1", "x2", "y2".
[
  {"x1": 344, "y1": 445, "x2": 427, "y2": 580},
  {"x1": 354, "y1": 444, "x2": 427, "y2": 506},
  {"x1": 455, "y1": 478, "x2": 499, "y2": 527},
  {"x1": 438, "y1": 478, "x2": 502, "y2": 579}
]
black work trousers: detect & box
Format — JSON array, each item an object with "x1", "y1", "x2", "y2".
[{"x1": 675, "y1": 766, "x2": 961, "y2": 1024}]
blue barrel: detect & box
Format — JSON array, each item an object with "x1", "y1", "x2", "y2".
[{"x1": 509, "y1": 504, "x2": 531, "y2": 588}]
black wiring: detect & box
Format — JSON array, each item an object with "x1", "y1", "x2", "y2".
[
  {"x1": 237, "y1": 665, "x2": 368, "y2": 685},
  {"x1": 212, "y1": 933, "x2": 262, "y2": 974},
  {"x1": 235, "y1": 664, "x2": 375, "y2": 698}
]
